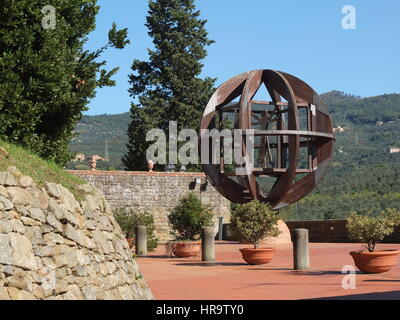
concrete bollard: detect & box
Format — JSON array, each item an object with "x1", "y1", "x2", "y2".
[
  {"x1": 135, "y1": 225, "x2": 147, "y2": 256},
  {"x1": 218, "y1": 217, "x2": 224, "y2": 241},
  {"x1": 202, "y1": 227, "x2": 215, "y2": 262},
  {"x1": 293, "y1": 228, "x2": 309, "y2": 270}
]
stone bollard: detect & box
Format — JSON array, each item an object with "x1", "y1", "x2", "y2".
[
  {"x1": 218, "y1": 217, "x2": 224, "y2": 241},
  {"x1": 293, "y1": 228, "x2": 309, "y2": 270},
  {"x1": 202, "y1": 227, "x2": 215, "y2": 262},
  {"x1": 135, "y1": 226, "x2": 147, "y2": 256}
]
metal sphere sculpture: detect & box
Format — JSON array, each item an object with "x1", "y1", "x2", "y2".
[{"x1": 200, "y1": 70, "x2": 334, "y2": 209}]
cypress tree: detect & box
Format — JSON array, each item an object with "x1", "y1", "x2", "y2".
[
  {"x1": 123, "y1": 0, "x2": 215, "y2": 171},
  {"x1": 0, "y1": 0, "x2": 129, "y2": 165}
]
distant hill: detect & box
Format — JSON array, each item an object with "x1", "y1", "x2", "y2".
[
  {"x1": 295, "y1": 90, "x2": 400, "y2": 220},
  {"x1": 69, "y1": 91, "x2": 400, "y2": 220},
  {"x1": 69, "y1": 112, "x2": 130, "y2": 169}
]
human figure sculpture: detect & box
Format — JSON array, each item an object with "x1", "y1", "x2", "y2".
[
  {"x1": 89, "y1": 159, "x2": 97, "y2": 171},
  {"x1": 147, "y1": 160, "x2": 155, "y2": 172}
]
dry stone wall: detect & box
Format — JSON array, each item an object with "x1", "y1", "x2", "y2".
[
  {"x1": 69, "y1": 171, "x2": 231, "y2": 242},
  {"x1": 0, "y1": 167, "x2": 153, "y2": 300}
]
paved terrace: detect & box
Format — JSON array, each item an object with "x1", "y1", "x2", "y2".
[{"x1": 136, "y1": 242, "x2": 400, "y2": 300}]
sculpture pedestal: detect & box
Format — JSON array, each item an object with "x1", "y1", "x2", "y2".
[{"x1": 260, "y1": 220, "x2": 292, "y2": 246}]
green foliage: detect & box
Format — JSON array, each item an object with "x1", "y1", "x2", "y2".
[
  {"x1": 123, "y1": 0, "x2": 216, "y2": 170},
  {"x1": 73, "y1": 164, "x2": 91, "y2": 171},
  {"x1": 168, "y1": 193, "x2": 213, "y2": 241},
  {"x1": 382, "y1": 208, "x2": 400, "y2": 224},
  {"x1": 113, "y1": 206, "x2": 159, "y2": 251},
  {"x1": 324, "y1": 91, "x2": 400, "y2": 125},
  {"x1": 0, "y1": 0, "x2": 129, "y2": 165},
  {"x1": 232, "y1": 200, "x2": 280, "y2": 249},
  {"x1": 346, "y1": 209, "x2": 400, "y2": 252},
  {"x1": 68, "y1": 112, "x2": 131, "y2": 170},
  {"x1": 283, "y1": 91, "x2": 400, "y2": 221},
  {"x1": 135, "y1": 273, "x2": 143, "y2": 280},
  {"x1": 345, "y1": 95, "x2": 400, "y2": 125},
  {"x1": 0, "y1": 139, "x2": 84, "y2": 199}
]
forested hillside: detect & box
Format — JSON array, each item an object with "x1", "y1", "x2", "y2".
[
  {"x1": 69, "y1": 91, "x2": 400, "y2": 220},
  {"x1": 288, "y1": 91, "x2": 400, "y2": 220},
  {"x1": 69, "y1": 112, "x2": 130, "y2": 169}
]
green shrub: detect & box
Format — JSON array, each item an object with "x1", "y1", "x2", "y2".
[
  {"x1": 113, "y1": 206, "x2": 159, "y2": 251},
  {"x1": 168, "y1": 193, "x2": 214, "y2": 241},
  {"x1": 232, "y1": 200, "x2": 280, "y2": 249},
  {"x1": 346, "y1": 208, "x2": 400, "y2": 252},
  {"x1": 382, "y1": 208, "x2": 400, "y2": 224}
]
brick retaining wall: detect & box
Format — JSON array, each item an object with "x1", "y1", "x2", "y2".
[{"x1": 286, "y1": 220, "x2": 400, "y2": 243}]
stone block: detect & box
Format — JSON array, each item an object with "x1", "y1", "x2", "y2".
[{"x1": 7, "y1": 187, "x2": 34, "y2": 206}]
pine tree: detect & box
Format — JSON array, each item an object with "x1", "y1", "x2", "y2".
[
  {"x1": 0, "y1": 0, "x2": 129, "y2": 165},
  {"x1": 123, "y1": 0, "x2": 215, "y2": 171}
]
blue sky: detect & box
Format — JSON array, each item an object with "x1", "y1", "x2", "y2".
[{"x1": 84, "y1": 0, "x2": 400, "y2": 115}]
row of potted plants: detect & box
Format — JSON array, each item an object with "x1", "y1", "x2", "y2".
[
  {"x1": 232, "y1": 203, "x2": 400, "y2": 274},
  {"x1": 231, "y1": 202, "x2": 400, "y2": 274},
  {"x1": 115, "y1": 194, "x2": 400, "y2": 274},
  {"x1": 164, "y1": 194, "x2": 283, "y2": 260}
]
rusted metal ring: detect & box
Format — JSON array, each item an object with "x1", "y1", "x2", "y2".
[{"x1": 199, "y1": 69, "x2": 334, "y2": 209}]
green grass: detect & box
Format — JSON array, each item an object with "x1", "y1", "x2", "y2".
[{"x1": 0, "y1": 139, "x2": 85, "y2": 199}]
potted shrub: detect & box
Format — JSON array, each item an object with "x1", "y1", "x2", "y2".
[
  {"x1": 114, "y1": 206, "x2": 159, "y2": 251},
  {"x1": 347, "y1": 208, "x2": 400, "y2": 273},
  {"x1": 167, "y1": 193, "x2": 213, "y2": 257},
  {"x1": 232, "y1": 200, "x2": 281, "y2": 265}
]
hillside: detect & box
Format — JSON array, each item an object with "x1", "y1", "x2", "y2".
[
  {"x1": 0, "y1": 140, "x2": 84, "y2": 199},
  {"x1": 69, "y1": 112, "x2": 131, "y2": 170},
  {"x1": 68, "y1": 91, "x2": 400, "y2": 220},
  {"x1": 291, "y1": 91, "x2": 400, "y2": 220}
]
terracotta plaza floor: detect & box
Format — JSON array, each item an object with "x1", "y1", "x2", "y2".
[{"x1": 136, "y1": 242, "x2": 400, "y2": 300}]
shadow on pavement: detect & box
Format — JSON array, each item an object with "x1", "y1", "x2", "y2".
[
  {"x1": 215, "y1": 242, "x2": 240, "y2": 245},
  {"x1": 312, "y1": 290, "x2": 400, "y2": 300},
  {"x1": 174, "y1": 262, "x2": 248, "y2": 267},
  {"x1": 288, "y1": 270, "x2": 364, "y2": 276},
  {"x1": 247, "y1": 267, "x2": 292, "y2": 271},
  {"x1": 363, "y1": 279, "x2": 400, "y2": 282}
]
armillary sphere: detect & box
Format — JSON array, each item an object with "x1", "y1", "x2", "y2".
[{"x1": 199, "y1": 69, "x2": 334, "y2": 209}]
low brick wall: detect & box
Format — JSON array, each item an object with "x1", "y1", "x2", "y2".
[
  {"x1": 68, "y1": 171, "x2": 231, "y2": 242},
  {"x1": 224, "y1": 219, "x2": 400, "y2": 243},
  {"x1": 286, "y1": 220, "x2": 351, "y2": 243},
  {"x1": 286, "y1": 220, "x2": 400, "y2": 243}
]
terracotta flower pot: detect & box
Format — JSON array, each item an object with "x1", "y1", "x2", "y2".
[
  {"x1": 350, "y1": 250, "x2": 400, "y2": 274},
  {"x1": 172, "y1": 241, "x2": 201, "y2": 258},
  {"x1": 239, "y1": 247, "x2": 276, "y2": 265}
]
